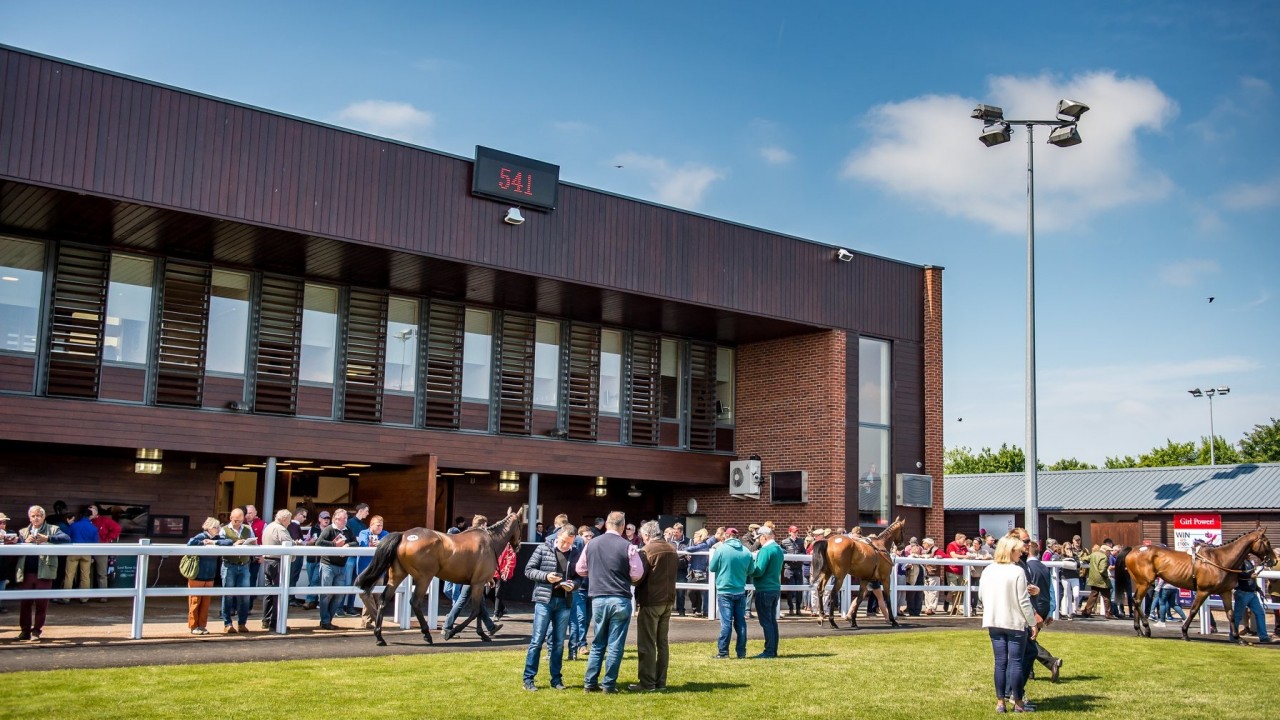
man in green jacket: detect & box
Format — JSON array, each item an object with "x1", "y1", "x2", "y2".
[
  {"x1": 1079, "y1": 543, "x2": 1113, "y2": 618},
  {"x1": 708, "y1": 528, "x2": 751, "y2": 659},
  {"x1": 749, "y1": 526, "x2": 784, "y2": 658}
]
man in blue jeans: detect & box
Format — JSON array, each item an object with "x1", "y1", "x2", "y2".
[
  {"x1": 749, "y1": 526, "x2": 784, "y2": 658},
  {"x1": 315, "y1": 508, "x2": 357, "y2": 630},
  {"x1": 1233, "y1": 556, "x2": 1272, "y2": 644},
  {"x1": 709, "y1": 527, "x2": 751, "y2": 659},
  {"x1": 219, "y1": 508, "x2": 256, "y2": 633},
  {"x1": 575, "y1": 511, "x2": 643, "y2": 693},
  {"x1": 522, "y1": 525, "x2": 577, "y2": 690}
]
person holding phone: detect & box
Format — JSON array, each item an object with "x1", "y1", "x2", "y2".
[
  {"x1": 522, "y1": 524, "x2": 577, "y2": 691},
  {"x1": 219, "y1": 507, "x2": 256, "y2": 633}
]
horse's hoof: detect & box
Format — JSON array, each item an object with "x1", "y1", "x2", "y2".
[
  {"x1": 376, "y1": 638, "x2": 386, "y2": 647},
  {"x1": 479, "y1": 634, "x2": 492, "y2": 643},
  {"x1": 424, "y1": 634, "x2": 433, "y2": 645}
]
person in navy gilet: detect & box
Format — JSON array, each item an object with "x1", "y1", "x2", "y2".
[{"x1": 574, "y1": 511, "x2": 643, "y2": 693}]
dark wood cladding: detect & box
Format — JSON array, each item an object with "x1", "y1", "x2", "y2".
[
  {"x1": 891, "y1": 340, "x2": 925, "y2": 476},
  {"x1": 0, "y1": 393, "x2": 729, "y2": 485},
  {"x1": 0, "y1": 353, "x2": 35, "y2": 393},
  {"x1": 0, "y1": 47, "x2": 925, "y2": 343},
  {"x1": 99, "y1": 364, "x2": 145, "y2": 402}
]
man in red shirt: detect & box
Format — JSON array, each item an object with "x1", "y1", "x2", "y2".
[
  {"x1": 89, "y1": 505, "x2": 121, "y2": 601},
  {"x1": 944, "y1": 532, "x2": 969, "y2": 614}
]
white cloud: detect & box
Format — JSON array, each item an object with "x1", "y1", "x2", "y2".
[
  {"x1": 613, "y1": 152, "x2": 724, "y2": 209},
  {"x1": 759, "y1": 145, "x2": 794, "y2": 165},
  {"x1": 1219, "y1": 176, "x2": 1280, "y2": 210},
  {"x1": 334, "y1": 100, "x2": 434, "y2": 144},
  {"x1": 1158, "y1": 258, "x2": 1220, "y2": 287},
  {"x1": 842, "y1": 71, "x2": 1178, "y2": 234}
]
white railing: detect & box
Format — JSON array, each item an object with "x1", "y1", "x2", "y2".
[{"x1": 0, "y1": 541, "x2": 436, "y2": 639}]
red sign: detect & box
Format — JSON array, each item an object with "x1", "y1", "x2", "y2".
[{"x1": 1173, "y1": 514, "x2": 1221, "y2": 529}]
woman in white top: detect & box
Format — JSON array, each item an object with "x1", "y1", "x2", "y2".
[{"x1": 979, "y1": 535, "x2": 1037, "y2": 713}]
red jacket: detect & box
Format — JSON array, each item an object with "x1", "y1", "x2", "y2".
[{"x1": 495, "y1": 544, "x2": 517, "y2": 581}]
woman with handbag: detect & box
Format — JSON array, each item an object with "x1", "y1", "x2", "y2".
[
  {"x1": 684, "y1": 528, "x2": 717, "y2": 617},
  {"x1": 185, "y1": 517, "x2": 234, "y2": 635}
]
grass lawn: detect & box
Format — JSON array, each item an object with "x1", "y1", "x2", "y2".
[{"x1": 1, "y1": 631, "x2": 1274, "y2": 718}]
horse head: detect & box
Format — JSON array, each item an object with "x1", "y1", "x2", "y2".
[
  {"x1": 877, "y1": 517, "x2": 906, "y2": 549},
  {"x1": 1249, "y1": 525, "x2": 1274, "y2": 566}
]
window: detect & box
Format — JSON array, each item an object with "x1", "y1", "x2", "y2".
[
  {"x1": 599, "y1": 329, "x2": 622, "y2": 414},
  {"x1": 299, "y1": 284, "x2": 338, "y2": 383},
  {"x1": 858, "y1": 337, "x2": 892, "y2": 527},
  {"x1": 533, "y1": 319, "x2": 560, "y2": 407},
  {"x1": 205, "y1": 270, "x2": 251, "y2": 375},
  {"x1": 385, "y1": 297, "x2": 418, "y2": 392},
  {"x1": 104, "y1": 254, "x2": 155, "y2": 364},
  {"x1": 0, "y1": 237, "x2": 45, "y2": 354},
  {"x1": 462, "y1": 309, "x2": 492, "y2": 400},
  {"x1": 660, "y1": 338, "x2": 682, "y2": 420},
  {"x1": 716, "y1": 346, "x2": 735, "y2": 424}
]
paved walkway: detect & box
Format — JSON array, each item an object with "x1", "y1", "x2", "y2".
[{"x1": 0, "y1": 598, "x2": 1260, "y2": 672}]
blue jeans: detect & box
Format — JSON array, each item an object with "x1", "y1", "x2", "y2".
[
  {"x1": 220, "y1": 562, "x2": 250, "y2": 627},
  {"x1": 754, "y1": 590, "x2": 780, "y2": 656},
  {"x1": 306, "y1": 560, "x2": 320, "y2": 603},
  {"x1": 569, "y1": 589, "x2": 588, "y2": 649},
  {"x1": 1155, "y1": 587, "x2": 1185, "y2": 622},
  {"x1": 716, "y1": 591, "x2": 748, "y2": 658},
  {"x1": 1017, "y1": 629, "x2": 1037, "y2": 697},
  {"x1": 444, "y1": 585, "x2": 496, "y2": 633},
  {"x1": 524, "y1": 595, "x2": 570, "y2": 685},
  {"x1": 319, "y1": 563, "x2": 345, "y2": 624},
  {"x1": 341, "y1": 561, "x2": 357, "y2": 611},
  {"x1": 583, "y1": 596, "x2": 631, "y2": 690},
  {"x1": 1233, "y1": 590, "x2": 1271, "y2": 641},
  {"x1": 988, "y1": 628, "x2": 1027, "y2": 701}
]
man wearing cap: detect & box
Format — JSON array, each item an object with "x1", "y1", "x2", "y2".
[
  {"x1": 780, "y1": 526, "x2": 805, "y2": 615},
  {"x1": 708, "y1": 527, "x2": 752, "y2": 659},
  {"x1": 749, "y1": 526, "x2": 784, "y2": 658}
]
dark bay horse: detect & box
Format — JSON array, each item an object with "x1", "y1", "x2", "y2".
[
  {"x1": 355, "y1": 506, "x2": 525, "y2": 646},
  {"x1": 1125, "y1": 525, "x2": 1273, "y2": 641},
  {"x1": 810, "y1": 518, "x2": 906, "y2": 629}
]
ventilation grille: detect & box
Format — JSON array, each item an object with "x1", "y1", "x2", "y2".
[
  {"x1": 422, "y1": 301, "x2": 465, "y2": 429},
  {"x1": 628, "y1": 332, "x2": 661, "y2": 446},
  {"x1": 687, "y1": 341, "x2": 718, "y2": 451},
  {"x1": 342, "y1": 290, "x2": 388, "y2": 423},
  {"x1": 44, "y1": 244, "x2": 110, "y2": 399},
  {"x1": 153, "y1": 262, "x2": 210, "y2": 407},
  {"x1": 252, "y1": 276, "x2": 303, "y2": 415},
  {"x1": 565, "y1": 323, "x2": 600, "y2": 441},
  {"x1": 498, "y1": 313, "x2": 536, "y2": 435}
]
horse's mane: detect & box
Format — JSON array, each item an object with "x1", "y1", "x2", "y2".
[
  {"x1": 1221, "y1": 527, "x2": 1264, "y2": 545},
  {"x1": 485, "y1": 511, "x2": 521, "y2": 543}
]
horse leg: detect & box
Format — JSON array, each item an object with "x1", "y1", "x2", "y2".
[
  {"x1": 875, "y1": 587, "x2": 898, "y2": 627},
  {"x1": 1222, "y1": 592, "x2": 1238, "y2": 643},
  {"x1": 847, "y1": 584, "x2": 865, "y2": 629},
  {"x1": 1131, "y1": 580, "x2": 1151, "y2": 638},
  {"x1": 370, "y1": 569, "x2": 403, "y2": 646},
  {"x1": 408, "y1": 578, "x2": 434, "y2": 645},
  {"x1": 1181, "y1": 591, "x2": 1209, "y2": 641}
]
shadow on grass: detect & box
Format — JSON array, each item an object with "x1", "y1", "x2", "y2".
[
  {"x1": 1033, "y1": 694, "x2": 1103, "y2": 712},
  {"x1": 663, "y1": 681, "x2": 752, "y2": 693},
  {"x1": 772, "y1": 652, "x2": 837, "y2": 659}
]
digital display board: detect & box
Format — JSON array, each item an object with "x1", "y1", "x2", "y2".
[{"x1": 472, "y1": 146, "x2": 560, "y2": 211}]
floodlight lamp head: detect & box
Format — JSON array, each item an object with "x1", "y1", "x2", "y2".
[
  {"x1": 1048, "y1": 125, "x2": 1082, "y2": 148},
  {"x1": 971, "y1": 104, "x2": 1005, "y2": 122},
  {"x1": 503, "y1": 207, "x2": 525, "y2": 225},
  {"x1": 979, "y1": 122, "x2": 1012, "y2": 147},
  {"x1": 835, "y1": 248, "x2": 854, "y2": 262},
  {"x1": 1056, "y1": 99, "x2": 1090, "y2": 120},
  {"x1": 1216, "y1": 386, "x2": 1230, "y2": 396},
  {"x1": 1188, "y1": 388, "x2": 1203, "y2": 397}
]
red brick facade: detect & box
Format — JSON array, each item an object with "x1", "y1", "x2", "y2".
[
  {"x1": 671, "y1": 330, "x2": 847, "y2": 531},
  {"x1": 923, "y1": 266, "x2": 945, "y2": 539}
]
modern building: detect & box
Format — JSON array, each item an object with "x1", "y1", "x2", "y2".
[
  {"x1": 0, "y1": 45, "x2": 945, "y2": 546},
  {"x1": 944, "y1": 463, "x2": 1280, "y2": 547}
]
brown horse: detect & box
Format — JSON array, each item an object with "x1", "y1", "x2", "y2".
[
  {"x1": 355, "y1": 506, "x2": 525, "y2": 646},
  {"x1": 810, "y1": 517, "x2": 906, "y2": 629},
  {"x1": 1125, "y1": 525, "x2": 1273, "y2": 642}
]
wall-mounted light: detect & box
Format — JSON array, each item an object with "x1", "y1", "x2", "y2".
[
  {"x1": 136, "y1": 448, "x2": 163, "y2": 460},
  {"x1": 134, "y1": 461, "x2": 163, "y2": 474},
  {"x1": 627, "y1": 482, "x2": 642, "y2": 498},
  {"x1": 498, "y1": 480, "x2": 521, "y2": 493},
  {"x1": 594, "y1": 476, "x2": 608, "y2": 497},
  {"x1": 835, "y1": 248, "x2": 854, "y2": 262},
  {"x1": 503, "y1": 207, "x2": 525, "y2": 225},
  {"x1": 499, "y1": 470, "x2": 519, "y2": 481}
]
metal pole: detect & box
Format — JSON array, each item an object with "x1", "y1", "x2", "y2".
[
  {"x1": 527, "y1": 473, "x2": 540, "y2": 542},
  {"x1": 263, "y1": 456, "x2": 278, "y2": 521},
  {"x1": 1208, "y1": 392, "x2": 1216, "y2": 466},
  {"x1": 1024, "y1": 124, "x2": 1040, "y2": 542},
  {"x1": 277, "y1": 541, "x2": 293, "y2": 635},
  {"x1": 130, "y1": 539, "x2": 150, "y2": 640}
]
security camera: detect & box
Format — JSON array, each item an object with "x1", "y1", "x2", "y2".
[
  {"x1": 503, "y1": 207, "x2": 525, "y2": 225},
  {"x1": 835, "y1": 248, "x2": 854, "y2": 262}
]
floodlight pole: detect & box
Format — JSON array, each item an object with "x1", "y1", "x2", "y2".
[{"x1": 1024, "y1": 124, "x2": 1039, "y2": 543}]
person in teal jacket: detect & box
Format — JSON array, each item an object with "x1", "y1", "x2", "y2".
[
  {"x1": 708, "y1": 529, "x2": 751, "y2": 658},
  {"x1": 749, "y1": 526, "x2": 785, "y2": 658}
]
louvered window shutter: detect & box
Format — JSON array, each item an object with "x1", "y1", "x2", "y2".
[
  {"x1": 253, "y1": 276, "x2": 303, "y2": 415},
  {"x1": 627, "y1": 332, "x2": 661, "y2": 446},
  {"x1": 342, "y1": 290, "x2": 388, "y2": 423},
  {"x1": 44, "y1": 244, "x2": 110, "y2": 399},
  {"x1": 498, "y1": 313, "x2": 536, "y2": 435},
  {"x1": 422, "y1": 301, "x2": 464, "y2": 429},
  {"x1": 153, "y1": 262, "x2": 211, "y2": 407},
  {"x1": 688, "y1": 341, "x2": 718, "y2": 450},
  {"x1": 565, "y1": 323, "x2": 600, "y2": 441}
]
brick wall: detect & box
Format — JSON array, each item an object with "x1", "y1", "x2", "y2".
[
  {"x1": 671, "y1": 330, "x2": 847, "y2": 531},
  {"x1": 923, "y1": 266, "x2": 945, "y2": 539}
]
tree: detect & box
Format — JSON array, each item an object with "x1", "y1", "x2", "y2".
[
  {"x1": 1240, "y1": 418, "x2": 1280, "y2": 463},
  {"x1": 1194, "y1": 436, "x2": 1241, "y2": 465},
  {"x1": 1136, "y1": 439, "x2": 1198, "y2": 467},
  {"x1": 945, "y1": 443, "x2": 1042, "y2": 474},
  {"x1": 1104, "y1": 455, "x2": 1138, "y2": 469},
  {"x1": 1047, "y1": 457, "x2": 1098, "y2": 471}
]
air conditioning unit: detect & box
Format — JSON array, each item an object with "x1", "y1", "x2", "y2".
[
  {"x1": 728, "y1": 459, "x2": 761, "y2": 498},
  {"x1": 895, "y1": 473, "x2": 934, "y2": 508}
]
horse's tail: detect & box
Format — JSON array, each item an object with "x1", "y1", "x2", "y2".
[
  {"x1": 356, "y1": 531, "x2": 403, "y2": 592},
  {"x1": 810, "y1": 539, "x2": 829, "y2": 580},
  {"x1": 1114, "y1": 546, "x2": 1132, "y2": 592}
]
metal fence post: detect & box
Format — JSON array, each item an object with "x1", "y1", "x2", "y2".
[
  {"x1": 963, "y1": 564, "x2": 972, "y2": 617},
  {"x1": 130, "y1": 539, "x2": 150, "y2": 640},
  {"x1": 888, "y1": 557, "x2": 899, "y2": 620},
  {"x1": 708, "y1": 571, "x2": 717, "y2": 621},
  {"x1": 841, "y1": 575, "x2": 851, "y2": 616},
  {"x1": 427, "y1": 577, "x2": 439, "y2": 630},
  {"x1": 277, "y1": 542, "x2": 293, "y2": 635}
]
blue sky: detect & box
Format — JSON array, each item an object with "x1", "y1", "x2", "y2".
[{"x1": 3, "y1": 2, "x2": 1277, "y2": 465}]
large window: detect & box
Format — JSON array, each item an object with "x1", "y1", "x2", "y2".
[
  {"x1": 385, "y1": 297, "x2": 418, "y2": 392},
  {"x1": 716, "y1": 346, "x2": 735, "y2": 424},
  {"x1": 0, "y1": 237, "x2": 45, "y2": 354},
  {"x1": 858, "y1": 337, "x2": 891, "y2": 528},
  {"x1": 660, "y1": 338, "x2": 682, "y2": 420},
  {"x1": 300, "y1": 284, "x2": 338, "y2": 384},
  {"x1": 205, "y1": 270, "x2": 251, "y2": 375},
  {"x1": 462, "y1": 309, "x2": 493, "y2": 400},
  {"x1": 104, "y1": 254, "x2": 155, "y2": 364},
  {"x1": 533, "y1": 319, "x2": 560, "y2": 407},
  {"x1": 599, "y1": 329, "x2": 622, "y2": 414}
]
